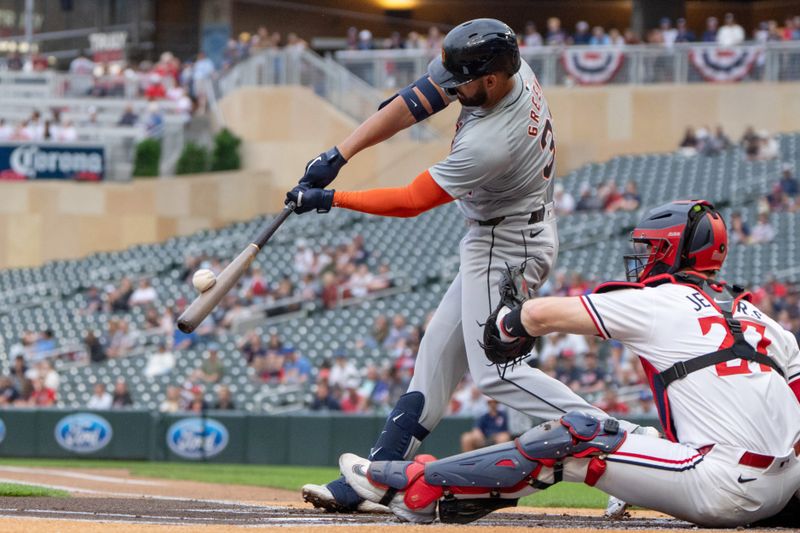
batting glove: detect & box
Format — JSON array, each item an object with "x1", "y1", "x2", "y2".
[
  {"x1": 286, "y1": 186, "x2": 334, "y2": 214},
  {"x1": 299, "y1": 147, "x2": 347, "y2": 189}
]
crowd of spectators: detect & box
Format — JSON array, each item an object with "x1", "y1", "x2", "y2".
[
  {"x1": 6, "y1": 232, "x2": 799, "y2": 416},
  {"x1": 291, "y1": 235, "x2": 394, "y2": 309},
  {"x1": 678, "y1": 125, "x2": 779, "y2": 161},
  {"x1": 554, "y1": 180, "x2": 641, "y2": 218},
  {"x1": 338, "y1": 13, "x2": 800, "y2": 52},
  {"x1": 51, "y1": 232, "x2": 394, "y2": 412},
  {"x1": 0, "y1": 357, "x2": 60, "y2": 407},
  {"x1": 3, "y1": 149, "x2": 796, "y2": 417},
  {"x1": 305, "y1": 309, "x2": 429, "y2": 414},
  {"x1": 729, "y1": 162, "x2": 798, "y2": 246}
]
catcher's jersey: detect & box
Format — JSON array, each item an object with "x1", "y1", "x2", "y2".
[
  {"x1": 429, "y1": 59, "x2": 554, "y2": 221},
  {"x1": 581, "y1": 283, "x2": 800, "y2": 456}
]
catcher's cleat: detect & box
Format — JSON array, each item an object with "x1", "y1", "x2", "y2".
[
  {"x1": 604, "y1": 495, "x2": 629, "y2": 520},
  {"x1": 340, "y1": 453, "x2": 437, "y2": 524},
  {"x1": 602, "y1": 426, "x2": 659, "y2": 520},
  {"x1": 302, "y1": 480, "x2": 389, "y2": 514}
]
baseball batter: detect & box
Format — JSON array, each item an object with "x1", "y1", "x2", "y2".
[
  {"x1": 287, "y1": 19, "x2": 643, "y2": 513},
  {"x1": 341, "y1": 200, "x2": 800, "y2": 527}
]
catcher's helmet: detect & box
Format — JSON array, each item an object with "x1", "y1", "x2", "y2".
[
  {"x1": 624, "y1": 200, "x2": 728, "y2": 282},
  {"x1": 427, "y1": 18, "x2": 521, "y2": 89}
]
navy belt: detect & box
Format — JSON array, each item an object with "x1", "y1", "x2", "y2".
[{"x1": 476, "y1": 205, "x2": 546, "y2": 227}]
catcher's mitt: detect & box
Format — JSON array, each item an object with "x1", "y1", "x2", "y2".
[{"x1": 480, "y1": 264, "x2": 536, "y2": 366}]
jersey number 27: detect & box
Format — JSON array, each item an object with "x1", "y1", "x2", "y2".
[{"x1": 698, "y1": 316, "x2": 773, "y2": 377}]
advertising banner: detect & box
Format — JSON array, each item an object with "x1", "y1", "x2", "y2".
[{"x1": 0, "y1": 143, "x2": 105, "y2": 180}]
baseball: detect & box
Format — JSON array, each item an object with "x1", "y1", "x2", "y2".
[{"x1": 192, "y1": 269, "x2": 217, "y2": 293}]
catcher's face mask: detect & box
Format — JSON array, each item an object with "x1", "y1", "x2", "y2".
[{"x1": 623, "y1": 239, "x2": 672, "y2": 282}]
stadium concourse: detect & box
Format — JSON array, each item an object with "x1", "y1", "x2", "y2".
[{"x1": 1, "y1": 132, "x2": 799, "y2": 423}]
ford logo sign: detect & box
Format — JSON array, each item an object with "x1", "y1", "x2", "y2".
[
  {"x1": 166, "y1": 418, "x2": 229, "y2": 460},
  {"x1": 0, "y1": 418, "x2": 5, "y2": 445},
  {"x1": 54, "y1": 413, "x2": 113, "y2": 453}
]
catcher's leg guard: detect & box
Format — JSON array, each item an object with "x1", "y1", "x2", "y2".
[
  {"x1": 422, "y1": 412, "x2": 626, "y2": 524},
  {"x1": 425, "y1": 412, "x2": 625, "y2": 488}
]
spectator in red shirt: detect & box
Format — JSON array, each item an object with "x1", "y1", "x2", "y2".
[
  {"x1": 340, "y1": 386, "x2": 363, "y2": 413},
  {"x1": 249, "y1": 267, "x2": 269, "y2": 297},
  {"x1": 602, "y1": 181, "x2": 623, "y2": 212},
  {"x1": 30, "y1": 377, "x2": 56, "y2": 406},
  {"x1": 594, "y1": 389, "x2": 629, "y2": 416},
  {"x1": 765, "y1": 276, "x2": 789, "y2": 300},
  {"x1": 144, "y1": 74, "x2": 167, "y2": 100},
  {"x1": 321, "y1": 271, "x2": 339, "y2": 309}
]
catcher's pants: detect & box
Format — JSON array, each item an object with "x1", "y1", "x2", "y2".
[
  {"x1": 560, "y1": 433, "x2": 800, "y2": 527},
  {"x1": 406, "y1": 206, "x2": 622, "y2": 440}
]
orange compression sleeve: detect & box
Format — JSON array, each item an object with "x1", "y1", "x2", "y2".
[{"x1": 332, "y1": 170, "x2": 454, "y2": 217}]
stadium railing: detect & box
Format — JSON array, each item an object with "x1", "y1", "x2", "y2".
[
  {"x1": 333, "y1": 41, "x2": 800, "y2": 89},
  {"x1": 212, "y1": 48, "x2": 440, "y2": 141}
]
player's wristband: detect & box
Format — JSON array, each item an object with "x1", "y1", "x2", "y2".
[
  {"x1": 327, "y1": 146, "x2": 347, "y2": 167},
  {"x1": 501, "y1": 307, "x2": 531, "y2": 338}
]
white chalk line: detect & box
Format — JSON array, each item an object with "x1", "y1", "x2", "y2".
[
  {"x1": 0, "y1": 476, "x2": 279, "y2": 508},
  {"x1": 0, "y1": 512, "x2": 404, "y2": 528},
  {"x1": 0, "y1": 509, "x2": 404, "y2": 529},
  {"x1": 0, "y1": 466, "x2": 164, "y2": 486},
  {"x1": 0, "y1": 470, "x2": 404, "y2": 527}
]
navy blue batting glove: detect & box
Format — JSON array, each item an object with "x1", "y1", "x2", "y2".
[
  {"x1": 286, "y1": 187, "x2": 334, "y2": 214},
  {"x1": 285, "y1": 184, "x2": 307, "y2": 211},
  {"x1": 299, "y1": 147, "x2": 347, "y2": 189}
]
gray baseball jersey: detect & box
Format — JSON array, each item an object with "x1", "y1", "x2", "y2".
[
  {"x1": 399, "y1": 60, "x2": 637, "y2": 459},
  {"x1": 429, "y1": 60, "x2": 555, "y2": 221}
]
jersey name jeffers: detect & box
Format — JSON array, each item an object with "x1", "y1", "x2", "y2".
[
  {"x1": 684, "y1": 291, "x2": 764, "y2": 319},
  {"x1": 526, "y1": 76, "x2": 544, "y2": 137}
]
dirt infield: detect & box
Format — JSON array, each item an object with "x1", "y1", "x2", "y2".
[{"x1": 0, "y1": 466, "x2": 783, "y2": 532}]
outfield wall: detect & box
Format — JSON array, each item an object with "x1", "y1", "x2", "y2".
[
  {"x1": 0, "y1": 170, "x2": 281, "y2": 269},
  {"x1": 0, "y1": 409, "x2": 474, "y2": 465},
  {"x1": 0, "y1": 409, "x2": 660, "y2": 465}
]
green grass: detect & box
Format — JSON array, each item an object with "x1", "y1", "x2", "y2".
[
  {"x1": 0, "y1": 458, "x2": 604, "y2": 508},
  {"x1": 520, "y1": 482, "x2": 607, "y2": 508},
  {"x1": 0, "y1": 482, "x2": 69, "y2": 498},
  {"x1": 0, "y1": 458, "x2": 338, "y2": 491}
]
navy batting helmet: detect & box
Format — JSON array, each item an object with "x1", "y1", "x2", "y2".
[{"x1": 427, "y1": 18, "x2": 521, "y2": 89}]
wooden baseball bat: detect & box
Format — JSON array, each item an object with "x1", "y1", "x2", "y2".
[{"x1": 176, "y1": 202, "x2": 295, "y2": 333}]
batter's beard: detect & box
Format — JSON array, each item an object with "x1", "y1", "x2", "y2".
[{"x1": 456, "y1": 85, "x2": 488, "y2": 107}]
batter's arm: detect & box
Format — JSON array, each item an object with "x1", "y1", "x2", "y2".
[
  {"x1": 338, "y1": 77, "x2": 451, "y2": 160},
  {"x1": 333, "y1": 170, "x2": 454, "y2": 217},
  {"x1": 338, "y1": 97, "x2": 416, "y2": 159}
]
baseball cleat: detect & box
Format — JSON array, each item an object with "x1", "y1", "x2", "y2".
[
  {"x1": 302, "y1": 482, "x2": 389, "y2": 513},
  {"x1": 339, "y1": 453, "x2": 437, "y2": 524},
  {"x1": 604, "y1": 495, "x2": 629, "y2": 520}
]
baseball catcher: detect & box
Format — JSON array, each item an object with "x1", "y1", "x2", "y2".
[{"x1": 340, "y1": 200, "x2": 800, "y2": 527}]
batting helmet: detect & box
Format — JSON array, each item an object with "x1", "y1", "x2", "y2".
[
  {"x1": 427, "y1": 18, "x2": 521, "y2": 89},
  {"x1": 624, "y1": 200, "x2": 728, "y2": 282}
]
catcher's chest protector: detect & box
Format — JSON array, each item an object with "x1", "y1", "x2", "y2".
[{"x1": 594, "y1": 272, "x2": 783, "y2": 442}]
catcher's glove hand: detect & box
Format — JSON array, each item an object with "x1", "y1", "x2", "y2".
[{"x1": 480, "y1": 264, "x2": 536, "y2": 366}]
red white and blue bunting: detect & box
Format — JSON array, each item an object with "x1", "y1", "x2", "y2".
[
  {"x1": 561, "y1": 49, "x2": 624, "y2": 85},
  {"x1": 689, "y1": 46, "x2": 762, "y2": 82}
]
